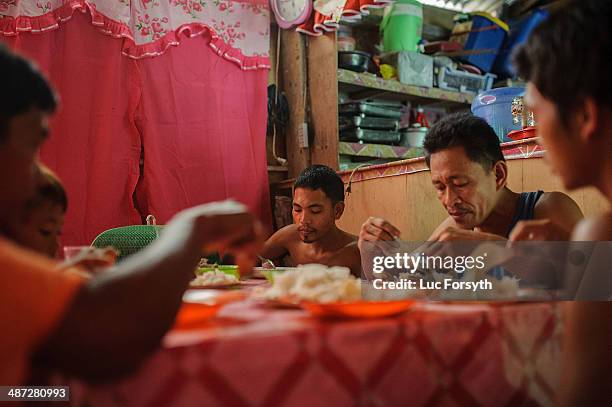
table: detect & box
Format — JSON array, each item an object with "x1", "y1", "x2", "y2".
[{"x1": 69, "y1": 286, "x2": 563, "y2": 407}]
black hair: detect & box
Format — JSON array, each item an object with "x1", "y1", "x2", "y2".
[
  {"x1": 513, "y1": 0, "x2": 612, "y2": 123},
  {"x1": 25, "y1": 164, "x2": 68, "y2": 214},
  {"x1": 294, "y1": 165, "x2": 345, "y2": 203},
  {"x1": 424, "y1": 112, "x2": 505, "y2": 171},
  {"x1": 0, "y1": 45, "x2": 57, "y2": 141}
]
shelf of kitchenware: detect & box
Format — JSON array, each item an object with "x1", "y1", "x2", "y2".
[
  {"x1": 339, "y1": 141, "x2": 424, "y2": 160},
  {"x1": 337, "y1": 68, "x2": 474, "y2": 160},
  {"x1": 338, "y1": 68, "x2": 474, "y2": 106},
  {"x1": 273, "y1": 137, "x2": 541, "y2": 194},
  {"x1": 338, "y1": 134, "x2": 539, "y2": 160}
]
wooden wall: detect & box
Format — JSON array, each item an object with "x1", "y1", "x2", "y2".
[{"x1": 337, "y1": 157, "x2": 610, "y2": 240}]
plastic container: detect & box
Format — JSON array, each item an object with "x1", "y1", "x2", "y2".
[
  {"x1": 380, "y1": 0, "x2": 423, "y2": 52},
  {"x1": 400, "y1": 127, "x2": 428, "y2": 147},
  {"x1": 337, "y1": 37, "x2": 356, "y2": 51},
  {"x1": 471, "y1": 87, "x2": 525, "y2": 142},
  {"x1": 436, "y1": 66, "x2": 496, "y2": 94},
  {"x1": 450, "y1": 12, "x2": 509, "y2": 73},
  {"x1": 337, "y1": 25, "x2": 353, "y2": 39},
  {"x1": 493, "y1": 8, "x2": 549, "y2": 78},
  {"x1": 384, "y1": 51, "x2": 433, "y2": 87}
]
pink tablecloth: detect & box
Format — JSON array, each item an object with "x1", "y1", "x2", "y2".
[{"x1": 69, "y1": 294, "x2": 562, "y2": 407}]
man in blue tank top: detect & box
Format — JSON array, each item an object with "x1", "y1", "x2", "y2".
[{"x1": 358, "y1": 112, "x2": 583, "y2": 244}]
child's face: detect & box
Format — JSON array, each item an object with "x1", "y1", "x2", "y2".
[{"x1": 15, "y1": 202, "x2": 65, "y2": 258}]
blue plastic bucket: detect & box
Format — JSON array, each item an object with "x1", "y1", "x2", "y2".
[{"x1": 471, "y1": 87, "x2": 525, "y2": 142}]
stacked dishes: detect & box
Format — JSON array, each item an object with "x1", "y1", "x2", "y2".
[{"x1": 339, "y1": 101, "x2": 403, "y2": 145}]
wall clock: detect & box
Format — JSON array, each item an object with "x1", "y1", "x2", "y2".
[{"x1": 271, "y1": 0, "x2": 312, "y2": 29}]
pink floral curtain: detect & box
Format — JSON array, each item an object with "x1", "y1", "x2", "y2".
[
  {"x1": 1, "y1": 0, "x2": 270, "y2": 67},
  {"x1": 1, "y1": 4, "x2": 271, "y2": 246}
]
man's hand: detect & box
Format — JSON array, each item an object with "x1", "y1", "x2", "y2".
[
  {"x1": 424, "y1": 226, "x2": 505, "y2": 260},
  {"x1": 358, "y1": 217, "x2": 401, "y2": 251},
  {"x1": 182, "y1": 203, "x2": 264, "y2": 275},
  {"x1": 509, "y1": 219, "x2": 571, "y2": 242},
  {"x1": 431, "y1": 226, "x2": 506, "y2": 242},
  {"x1": 199, "y1": 214, "x2": 264, "y2": 276},
  {"x1": 163, "y1": 201, "x2": 265, "y2": 276},
  {"x1": 57, "y1": 247, "x2": 118, "y2": 274}
]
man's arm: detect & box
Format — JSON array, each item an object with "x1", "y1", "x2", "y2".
[
  {"x1": 511, "y1": 192, "x2": 584, "y2": 241},
  {"x1": 535, "y1": 192, "x2": 584, "y2": 232},
  {"x1": 559, "y1": 302, "x2": 612, "y2": 407},
  {"x1": 559, "y1": 215, "x2": 612, "y2": 405},
  {"x1": 33, "y1": 205, "x2": 262, "y2": 382},
  {"x1": 572, "y1": 214, "x2": 612, "y2": 241},
  {"x1": 339, "y1": 241, "x2": 361, "y2": 277},
  {"x1": 260, "y1": 225, "x2": 294, "y2": 262},
  {"x1": 567, "y1": 215, "x2": 612, "y2": 299}
]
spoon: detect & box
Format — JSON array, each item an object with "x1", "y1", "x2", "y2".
[{"x1": 258, "y1": 255, "x2": 276, "y2": 269}]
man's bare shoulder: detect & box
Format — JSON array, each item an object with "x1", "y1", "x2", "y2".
[
  {"x1": 340, "y1": 229, "x2": 358, "y2": 244},
  {"x1": 572, "y1": 213, "x2": 612, "y2": 241},
  {"x1": 335, "y1": 233, "x2": 361, "y2": 277},
  {"x1": 335, "y1": 230, "x2": 358, "y2": 250},
  {"x1": 262, "y1": 224, "x2": 299, "y2": 259},
  {"x1": 340, "y1": 239, "x2": 359, "y2": 254},
  {"x1": 274, "y1": 224, "x2": 299, "y2": 238},
  {"x1": 535, "y1": 191, "x2": 583, "y2": 219}
]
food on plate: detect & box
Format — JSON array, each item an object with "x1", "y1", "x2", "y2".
[
  {"x1": 190, "y1": 269, "x2": 239, "y2": 287},
  {"x1": 259, "y1": 264, "x2": 361, "y2": 303},
  {"x1": 196, "y1": 264, "x2": 240, "y2": 278}
]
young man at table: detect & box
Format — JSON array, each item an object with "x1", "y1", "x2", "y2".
[
  {"x1": 0, "y1": 46, "x2": 263, "y2": 385},
  {"x1": 358, "y1": 112, "x2": 583, "y2": 246},
  {"x1": 513, "y1": 1, "x2": 612, "y2": 405},
  {"x1": 261, "y1": 165, "x2": 361, "y2": 276}
]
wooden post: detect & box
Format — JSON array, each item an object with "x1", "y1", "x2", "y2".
[
  {"x1": 307, "y1": 32, "x2": 339, "y2": 170},
  {"x1": 280, "y1": 29, "x2": 311, "y2": 178}
]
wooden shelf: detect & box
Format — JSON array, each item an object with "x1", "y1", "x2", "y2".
[
  {"x1": 339, "y1": 141, "x2": 424, "y2": 159},
  {"x1": 338, "y1": 69, "x2": 473, "y2": 108},
  {"x1": 272, "y1": 138, "x2": 542, "y2": 191},
  {"x1": 267, "y1": 165, "x2": 288, "y2": 172}
]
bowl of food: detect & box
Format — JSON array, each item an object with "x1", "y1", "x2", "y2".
[{"x1": 196, "y1": 264, "x2": 240, "y2": 278}]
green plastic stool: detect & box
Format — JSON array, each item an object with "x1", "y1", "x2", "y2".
[
  {"x1": 91, "y1": 215, "x2": 223, "y2": 263},
  {"x1": 91, "y1": 215, "x2": 164, "y2": 261}
]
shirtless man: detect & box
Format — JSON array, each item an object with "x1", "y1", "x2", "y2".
[
  {"x1": 512, "y1": 1, "x2": 612, "y2": 405},
  {"x1": 359, "y1": 113, "x2": 583, "y2": 246},
  {"x1": 262, "y1": 165, "x2": 361, "y2": 276}
]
